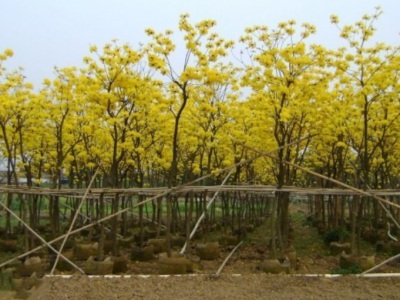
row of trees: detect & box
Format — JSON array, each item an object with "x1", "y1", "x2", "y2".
[
  {"x1": 1, "y1": 9, "x2": 400, "y2": 246},
  {"x1": 1, "y1": 9, "x2": 399, "y2": 190}
]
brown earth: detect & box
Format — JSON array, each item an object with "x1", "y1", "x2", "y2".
[
  {"x1": 2, "y1": 208, "x2": 400, "y2": 299},
  {"x1": 19, "y1": 239, "x2": 400, "y2": 300},
  {"x1": 25, "y1": 274, "x2": 400, "y2": 300}
]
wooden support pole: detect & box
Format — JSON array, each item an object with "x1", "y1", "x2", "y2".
[
  {"x1": 50, "y1": 168, "x2": 99, "y2": 275},
  {"x1": 0, "y1": 198, "x2": 85, "y2": 274},
  {"x1": 213, "y1": 241, "x2": 244, "y2": 277}
]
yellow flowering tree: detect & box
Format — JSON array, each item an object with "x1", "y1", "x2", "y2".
[
  {"x1": 41, "y1": 67, "x2": 83, "y2": 189},
  {"x1": 178, "y1": 63, "x2": 239, "y2": 183},
  {"x1": 0, "y1": 49, "x2": 37, "y2": 234},
  {"x1": 330, "y1": 8, "x2": 400, "y2": 189},
  {"x1": 0, "y1": 49, "x2": 21, "y2": 185},
  {"x1": 145, "y1": 13, "x2": 234, "y2": 187},
  {"x1": 82, "y1": 41, "x2": 164, "y2": 188},
  {"x1": 39, "y1": 67, "x2": 85, "y2": 236},
  {"x1": 297, "y1": 9, "x2": 400, "y2": 239},
  {"x1": 240, "y1": 21, "x2": 329, "y2": 249},
  {"x1": 145, "y1": 14, "x2": 235, "y2": 255}
]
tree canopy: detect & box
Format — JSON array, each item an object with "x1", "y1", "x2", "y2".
[{"x1": 0, "y1": 8, "x2": 399, "y2": 191}]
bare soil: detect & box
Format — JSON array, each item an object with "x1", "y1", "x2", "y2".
[
  {"x1": 24, "y1": 229, "x2": 400, "y2": 300},
  {"x1": 3, "y1": 209, "x2": 400, "y2": 299},
  {"x1": 26, "y1": 274, "x2": 400, "y2": 300}
]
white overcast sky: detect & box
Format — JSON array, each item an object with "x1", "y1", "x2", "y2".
[{"x1": 1, "y1": 0, "x2": 399, "y2": 88}]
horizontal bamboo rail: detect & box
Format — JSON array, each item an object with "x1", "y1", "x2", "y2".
[{"x1": 2, "y1": 185, "x2": 400, "y2": 197}]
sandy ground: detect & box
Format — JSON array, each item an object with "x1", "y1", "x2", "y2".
[{"x1": 23, "y1": 274, "x2": 400, "y2": 300}]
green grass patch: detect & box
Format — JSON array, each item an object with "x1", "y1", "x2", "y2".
[
  {"x1": 330, "y1": 264, "x2": 362, "y2": 275},
  {"x1": 293, "y1": 222, "x2": 330, "y2": 257}
]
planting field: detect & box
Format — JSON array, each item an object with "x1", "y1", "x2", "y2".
[{"x1": 1, "y1": 204, "x2": 400, "y2": 299}]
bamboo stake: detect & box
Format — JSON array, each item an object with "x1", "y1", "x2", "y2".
[
  {"x1": 0, "y1": 197, "x2": 85, "y2": 274},
  {"x1": 180, "y1": 168, "x2": 235, "y2": 254},
  {"x1": 361, "y1": 253, "x2": 400, "y2": 275},
  {"x1": 213, "y1": 241, "x2": 244, "y2": 277},
  {"x1": 50, "y1": 168, "x2": 99, "y2": 275}
]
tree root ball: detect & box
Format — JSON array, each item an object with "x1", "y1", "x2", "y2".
[
  {"x1": 171, "y1": 235, "x2": 186, "y2": 247},
  {"x1": 112, "y1": 255, "x2": 129, "y2": 274},
  {"x1": 196, "y1": 242, "x2": 220, "y2": 260},
  {"x1": 51, "y1": 250, "x2": 74, "y2": 272},
  {"x1": 0, "y1": 239, "x2": 18, "y2": 252},
  {"x1": 84, "y1": 256, "x2": 114, "y2": 275},
  {"x1": 330, "y1": 242, "x2": 351, "y2": 256},
  {"x1": 259, "y1": 258, "x2": 291, "y2": 274},
  {"x1": 218, "y1": 235, "x2": 238, "y2": 246},
  {"x1": 103, "y1": 240, "x2": 117, "y2": 254},
  {"x1": 131, "y1": 245, "x2": 155, "y2": 261},
  {"x1": 73, "y1": 242, "x2": 98, "y2": 260},
  {"x1": 16, "y1": 257, "x2": 44, "y2": 277},
  {"x1": 158, "y1": 253, "x2": 192, "y2": 275},
  {"x1": 147, "y1": 239, "x2": 167, "y2": 254},
  {"x1": 339, "y1": 252, "x2": 375, "y2": 271}
]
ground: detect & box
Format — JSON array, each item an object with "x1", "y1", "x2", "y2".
[
  {"x1": 22, "y1": 274, "x2": 400, "y2": 300},
  {"x1": 2, "y1": 207, "x2": 400, "y2": 299}
]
